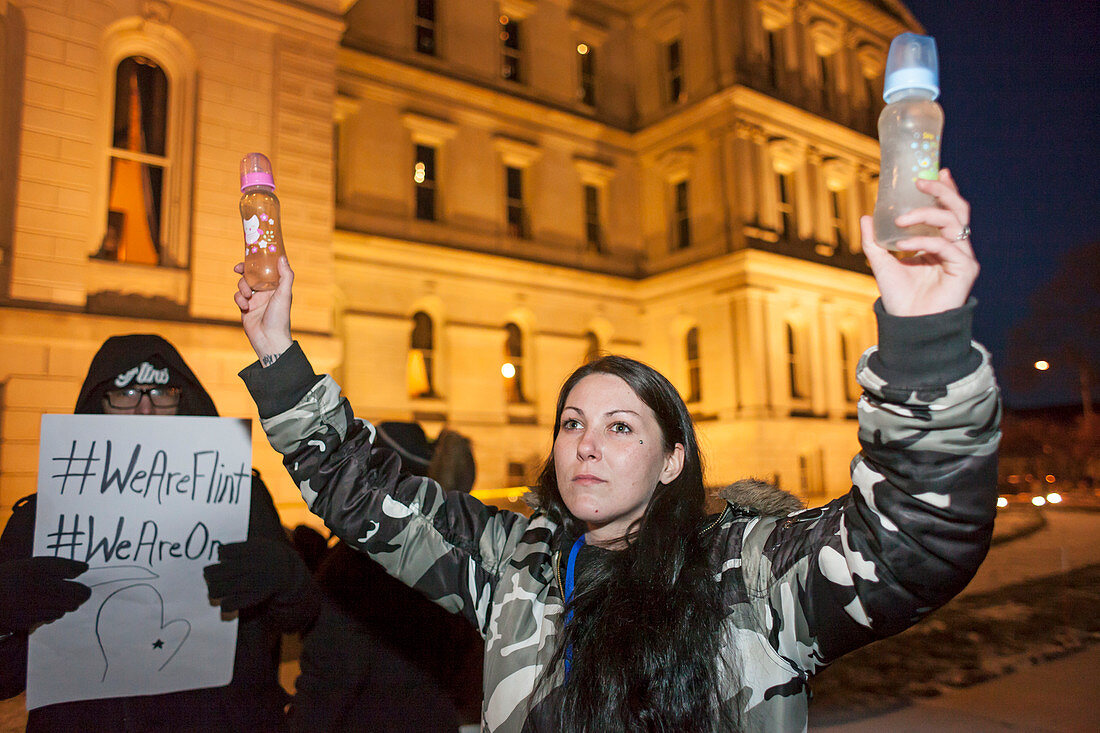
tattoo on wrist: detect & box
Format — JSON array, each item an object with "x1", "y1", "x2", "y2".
[{"x1": 261, "y1": 353, "x2": 280, "y2": 368}]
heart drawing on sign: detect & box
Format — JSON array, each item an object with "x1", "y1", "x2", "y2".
[{"x1": 95, "y1": 583, "x2": 191, "y2": 682}]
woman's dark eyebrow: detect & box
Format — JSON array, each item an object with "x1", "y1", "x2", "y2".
[{"x1": 561, "y1": 406, "x2": 640, "y2": 418}]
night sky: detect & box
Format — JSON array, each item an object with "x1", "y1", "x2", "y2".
[{"x1": 901, "y1": 0, "x2": 1100, "y2": 407}]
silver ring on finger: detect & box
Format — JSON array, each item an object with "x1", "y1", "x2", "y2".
[{"x1": 952, "y1": 224, "x2": 971, "y2": 242}]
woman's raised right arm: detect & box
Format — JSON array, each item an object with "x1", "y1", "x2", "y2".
[{"x1": 233, "y1": 259, "x2": 529, "y2": 633}]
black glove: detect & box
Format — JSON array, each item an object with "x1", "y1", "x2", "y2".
[
  {"x1": 203, "y1": 537, "x2": 309, "y2": 614},
  {"x1": 0, "y1": 557, "x2": 91, "y2": 633}
]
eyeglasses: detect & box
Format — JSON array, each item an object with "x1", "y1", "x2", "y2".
[{"x1": 104, "y1": 386, "x2": 181, "y2": 409}]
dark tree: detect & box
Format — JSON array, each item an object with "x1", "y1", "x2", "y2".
[{"x1": 1007, "y1": 241, "x2": 1100, "y2": 440}]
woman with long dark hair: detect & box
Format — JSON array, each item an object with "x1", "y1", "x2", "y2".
[{"x1": 232, "y1": 170, "x2": 999, "y2": 731}]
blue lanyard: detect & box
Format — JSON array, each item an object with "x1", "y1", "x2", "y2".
[{"x1": 563, "y1": 534, "x2": 586, "y2": 678}]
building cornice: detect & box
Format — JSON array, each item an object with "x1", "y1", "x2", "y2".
[
  {"x1": 334, "y1": 231, "x2": 641, "y2": 304},
  {"x1": 338, "y1": 47, "x2": 636, "y2": 151},
  {"x1": 334, "y1": 231, "x2": 878, "y2": 309},
  {"x1": 340, "y1": 46, "x2": 879, "y2": 164},
  {"x1": 171, "y1": 0, "x2": 344, "y2": 39},
  {"x1": 635, "y1": 248, "x2": 878, "y2": 304},
  {"x1": 634, "y1": 84, "x2": 879, "y2": 164}
]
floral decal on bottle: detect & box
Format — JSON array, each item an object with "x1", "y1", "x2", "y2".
[
  {"x1": 910, "y1": 131, "x2": 941, "y2": 181},
  {"x1": 242, "y1": 214, "x2": 280, "y2": 256}
]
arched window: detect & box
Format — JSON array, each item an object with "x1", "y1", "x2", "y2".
[
  {"x1": 686, "y1": 326, "x2": 701, "y2": 403},
  {"x1": 584, "y1": 331, "x2": 600, "y2": 363},
  {"x1": 407, "y1": 311, "x2": 436, "y2": 398},
  {"x1": 504, "y1": 322, "x2": 527, "y2": 404},
  {"x1": 98, "y1": 56, "x2": 168, "y2": 265}
]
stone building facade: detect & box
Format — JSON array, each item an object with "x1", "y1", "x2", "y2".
[{"x1": 0, "y1": 0, "x2": 921, "y2": 528}]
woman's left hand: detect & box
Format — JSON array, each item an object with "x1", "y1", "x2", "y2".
[{"x1": 861, "y1": 168, "x2": 979, "y2": 317}]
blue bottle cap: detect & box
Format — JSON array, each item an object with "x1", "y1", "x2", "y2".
[{"x1": 883, "y1": 33, "x2": 939, "y2": 103}]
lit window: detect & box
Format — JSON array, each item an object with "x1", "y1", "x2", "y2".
[
  {"x1": 99, "y1": 56, "x2": 168, "y2": 265},
  {"x1": 584, "y1": 184, "x2": 602, "y2": 251},
  {"x1": 777, "y1": 172, "x2": 795, "y2": 237},
  {"x1": 665, "y1": 38, "x2": 683, "y2": 103},
  {"x1": 578, "y1": 43, "x2": 596, "y2": 105},
  {"x1": 672, "y1": 179, "x2": 691, "y2": 250},
  {"x1": 414, "y1": 144, "x2": 437, "y2": 221},
  {"x1": 500, "y1": 15, "x2": 523, "y2": 83},
  {"x1": 686, "y1": 327, "x2": 701, "y2": 402},
  {"x1": 415, "y1": 0, "x2": 437, "y2": 55},
  {"x1": 505, "y1": 166, "x2": 528, "y2": 238},
  {"x1": 408, "y1": 311, "x2": 436, "y2": 398},
  {"x1": 504, "y1": 322, "x2": 527, "y2": 404}
]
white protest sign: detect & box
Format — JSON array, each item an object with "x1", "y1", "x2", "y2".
[{"x1": 28, "y1": 414, "x2": 252, "y2": 710}]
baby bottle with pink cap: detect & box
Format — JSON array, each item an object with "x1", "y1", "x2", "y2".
[{"x1": 239, "y1": 152, "x2": 285, "y2": 291}]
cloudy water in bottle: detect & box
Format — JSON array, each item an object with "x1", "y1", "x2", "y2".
[
  {"x1": 873, "y1": 33, "x2": 944, "y2": 250},
  {"x1": 239, "y1": 152, "x2": 285, "y2": 291}
]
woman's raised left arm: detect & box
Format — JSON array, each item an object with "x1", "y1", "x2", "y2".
[{"x1": 737, "y1": 171, "x2": 1000, "y2": 670}]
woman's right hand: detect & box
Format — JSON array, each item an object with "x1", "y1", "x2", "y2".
[{"x1": 234, "y1": 256, "x2": 293, "y2": 365}]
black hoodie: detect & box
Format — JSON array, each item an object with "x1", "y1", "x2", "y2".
[
  {"x1": 73, "y1": 334, "x2": 219, "y2": 417},
  {"x1": 1, "y1": 335, "x2": 318, "y2": 731}
]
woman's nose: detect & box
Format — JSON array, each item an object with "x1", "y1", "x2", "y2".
[{"x1": 576, "y1": 428, "x2": 600, "y2": 460}]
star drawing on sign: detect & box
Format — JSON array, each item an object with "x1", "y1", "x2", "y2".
[{"x1": 152, "y1": 639, "x2": 165, "y2": 649}]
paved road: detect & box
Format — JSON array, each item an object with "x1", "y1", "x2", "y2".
[
  {"x1": 962, "y1": 508, "x2": 1100, "y2": 596},
  {"x1": 812, "y1": 508, "x2": 1100, "y2": 732},
  {"x1": 811, "y1": 644, "x2": 1100, "y2": 732}
]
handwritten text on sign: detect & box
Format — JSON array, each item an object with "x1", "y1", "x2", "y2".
[{"x1": 29, "y1": 415, "x2": 252, "y2": 710}]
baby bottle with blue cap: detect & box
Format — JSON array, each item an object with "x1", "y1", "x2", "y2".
[{"x1": 872, "y1": 33, "x2": 944, "y2": 250}]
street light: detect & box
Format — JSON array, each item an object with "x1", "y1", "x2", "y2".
[{"x1": 1034, "y1": 360, "x2": 1050, "y2": 371}]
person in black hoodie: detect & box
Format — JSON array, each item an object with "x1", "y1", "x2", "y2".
[
  {"x1": 287, "y1": 422, "x2": 484, "y2": 732},
  {"x1": 0, "y1": 334, "x2": 319, "y2": 731}
]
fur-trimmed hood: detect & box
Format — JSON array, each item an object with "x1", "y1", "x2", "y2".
[{"x1": 717, "y1": 478, "x2": 805, "y2": 517}]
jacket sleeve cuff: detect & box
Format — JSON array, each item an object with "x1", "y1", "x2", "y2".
[
  {"x1": 238, "y1": 341, "x2": 322, "y2": 419},
  {"x1": 869, "y1": 298, "x2": 983, "y2": 387}
]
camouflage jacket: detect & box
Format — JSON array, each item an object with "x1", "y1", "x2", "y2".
[{"x1": 241, "y1": 300, "x2": 1000, "y2": 732}]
